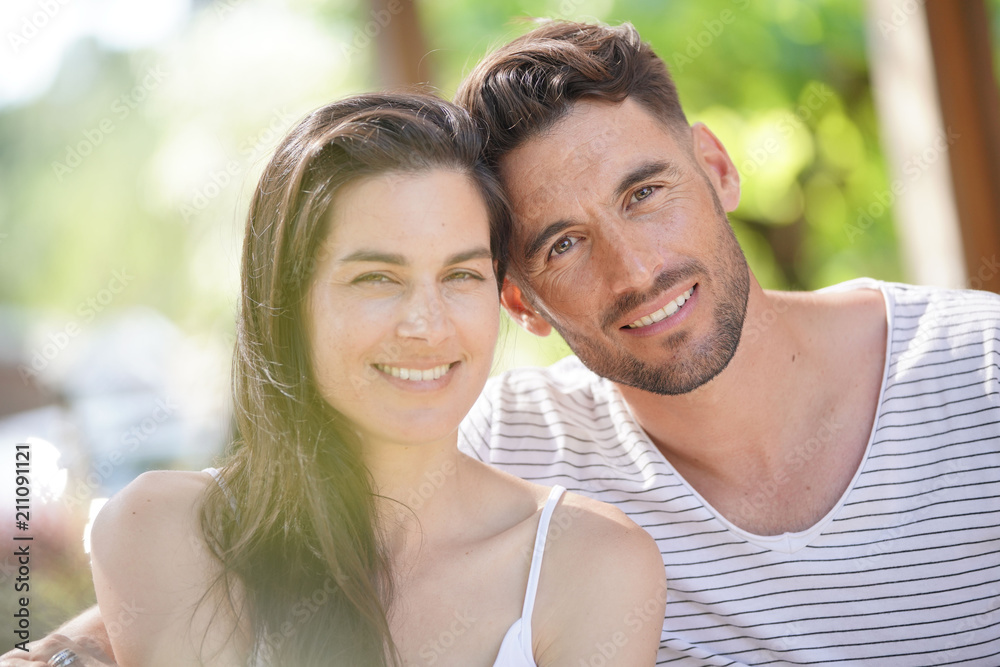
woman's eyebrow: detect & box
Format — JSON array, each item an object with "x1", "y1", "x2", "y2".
[
  {"x1": 445, "y1": 247, "x2": 493, "y2": 265},
  {"x1": 337, "y1": 247, "x2": 492, "y2": 266},
  {"x1": 339, "y1": 250, "x2": 407, "y2": 265}
]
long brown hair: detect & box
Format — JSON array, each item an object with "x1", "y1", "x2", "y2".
[{"x1": 199, "y1": 93, "x2": 510, "y2": 666}]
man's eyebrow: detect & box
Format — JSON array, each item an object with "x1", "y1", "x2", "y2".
[
  {"x1": 612, "y1": 160, "x2": 683, "y2": 202},
  {"x1": 523, "y1": 220, "x2": 574, "y2": 264}
]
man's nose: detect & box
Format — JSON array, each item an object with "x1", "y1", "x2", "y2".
[
  {"x1": 396, "y1": 283, "x2": 455, "y2": 345},
  {"x1": 601, "y1": 223, "x2": 664, "y2": 295}
]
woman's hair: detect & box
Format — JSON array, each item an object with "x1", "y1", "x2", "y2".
[
  {"x1": 455, "y1": 20, "x2": 690, "y2": 169},
  {"x1": 199, "y1": 92, "x2": 510, "y2": 666}
]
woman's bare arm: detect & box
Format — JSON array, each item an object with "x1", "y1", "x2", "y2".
[
  {"x1": 90, "y1": 471, "x2": 249, "y2": 667},
  {"x1": 0, "y1": 606, "x2": 115, "y2": 667}
]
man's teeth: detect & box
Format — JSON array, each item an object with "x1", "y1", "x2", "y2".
[
  {"x1": 374, "y1": 363, "x2": 452, "y2": 381},
  {"x1": 626, "y1": 287, "x2": 695, "y2": 329}
]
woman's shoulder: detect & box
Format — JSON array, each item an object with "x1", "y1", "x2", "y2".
[
  {"x1": 532, "y1": 489, "x2": 666, "y2": 665},
  {"x1": 475, "y1": 462, "x2": 655, "y2": 552},
  {"x1": 91, "y1": 469, "x2": 222, "y2": 594},
  {"x1": 545, "y1": 489, "x2": 662, "y2": 572},
  {"x1": 92, "y1": 470, "x2": 215, "y2": 548}
]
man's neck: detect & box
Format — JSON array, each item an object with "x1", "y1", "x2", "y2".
[{"x1": 614, "y1": 281, "x2": 888, "y2": 535}]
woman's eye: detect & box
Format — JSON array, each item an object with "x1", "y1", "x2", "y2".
[
  {"x1": 631, "y1": 186, "x2": 655, "y2": 203},
  {"x1": 446, "y1": 270, "x2": 483, "y2": 282},
  {"x1": 549, "y1": 236, "x2": 578, "y2": 258},
  {"x1": 352, "y1": 273, "x2": 392, "y2": 284}
]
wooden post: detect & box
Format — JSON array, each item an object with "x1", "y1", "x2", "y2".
[
  {"x1": 370, "y1": 0, "x2": 434, "y2": 89},
  {"x1": 924, "y1": 0, "x2": 1000, "y2": 293}
]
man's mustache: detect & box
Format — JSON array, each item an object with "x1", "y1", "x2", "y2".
[{"x1": 601, "y1": 261, "x2": 704, "y2": 330}]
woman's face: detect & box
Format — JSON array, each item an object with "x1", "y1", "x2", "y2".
[{"x1": 306, "y1": 169, "x2": 500, "y2": 448}]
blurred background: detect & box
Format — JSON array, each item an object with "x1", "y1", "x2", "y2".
[{"x1": 1, "y1": 0, "x2": 998, "y2": 636}]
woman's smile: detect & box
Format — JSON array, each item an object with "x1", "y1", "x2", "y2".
[{"x1": 373, "y1": 360, "x2": 458, "y2": 383}]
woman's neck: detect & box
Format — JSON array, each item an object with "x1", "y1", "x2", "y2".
[{"x1": 362, "y1": 434, "x2": 475, "y2": 556}]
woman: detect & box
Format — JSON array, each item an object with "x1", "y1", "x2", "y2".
[{"x1": 87, "y1": 93, "x2": 665, "y2": 666}]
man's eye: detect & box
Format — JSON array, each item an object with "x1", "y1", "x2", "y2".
[
  {"x1": 631, "y1": 186, "x2": 655, "y2": 203},
  {"x1": 549, "y1": 236, "x2": 577, "y2": 257}
]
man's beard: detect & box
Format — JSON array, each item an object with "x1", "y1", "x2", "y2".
[{"x1": 545, "y1": 194, "x2": 750, "y2": 396}]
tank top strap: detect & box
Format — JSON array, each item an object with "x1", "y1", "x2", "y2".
[
  {"x1": 203, "y1": 466, "x2": 239, "y2": 519},
  {"x1": 520, "y1": 485, "x2": 567, "y2": 643}
]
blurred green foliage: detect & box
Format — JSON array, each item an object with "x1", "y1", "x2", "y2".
[{"x1": 0, "y1": 0, "x2": 914, "y2": 373}]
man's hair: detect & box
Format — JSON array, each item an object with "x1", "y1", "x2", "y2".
[{"x1": 456, "y1": 20, "x2": 690, "y2": 168}]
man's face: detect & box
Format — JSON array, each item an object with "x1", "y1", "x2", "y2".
[{"x1": 498, "y1": 97, "x2": 750, "y2": 395}]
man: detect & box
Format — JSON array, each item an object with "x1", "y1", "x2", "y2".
[
  {"x1": 452, "y1": 20, "x2": 1000, "y2": 665},
  {"x1": 6, "y1": 19, "x2": 999, "y2": 667}
]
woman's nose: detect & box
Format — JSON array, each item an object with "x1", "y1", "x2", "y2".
[{"x1": 396, "y1": 283, "x2": 455, "y2": 345}]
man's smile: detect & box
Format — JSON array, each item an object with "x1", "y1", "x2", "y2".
[{"x1": 624, "y1": 285, "x2": 696, "y2": 329}]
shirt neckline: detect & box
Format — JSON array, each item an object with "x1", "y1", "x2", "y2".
[{"x1": 610, "y1": 278, "x2": 896, "y2": 554}]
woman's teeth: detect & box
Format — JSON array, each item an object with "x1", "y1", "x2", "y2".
[
  {"x1": 626, "y1": 287, "x2": 695, "y2": 329},
  {"x1": 374, "y1": 363, "x2": 452, "y2": 381}
]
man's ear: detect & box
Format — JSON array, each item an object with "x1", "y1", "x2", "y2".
[
  {"x1": 690, "y1": 122, "x2": 741, "y2": 212},
  {"x1": 500, "y1": 278, "x2": 552, "y2": 337}
]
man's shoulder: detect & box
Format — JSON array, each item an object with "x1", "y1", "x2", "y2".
[
  {"x1": 819, "y1": 280, "x2": 1000, "y2": 391},
  {"x1": 815, "y1": 277, "x2": 1000, "y2": 334},
  {"x1": 875, "y1": 280, "x2": 1000, "y2": 346},
  {"x1": 460, "y1": 355, "x2": 635, "y2": 456},
  {"x1": 482, "y1": 355, "x2": 607, "y2": 403},
  {"x1": 820, "y1": 277, "x2": 1000, "y2": 313}
]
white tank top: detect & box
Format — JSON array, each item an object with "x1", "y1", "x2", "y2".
[
  {"x1": 492, "y1": 484, "x2": 566, "y2": 667},
  {"x1": 203, "y1": 468, "x2": 566, "y2": 666}
]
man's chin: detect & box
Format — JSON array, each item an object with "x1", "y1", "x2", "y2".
[{"x1": 569, "y1": 332, "x2": 743, "y2": 396}]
